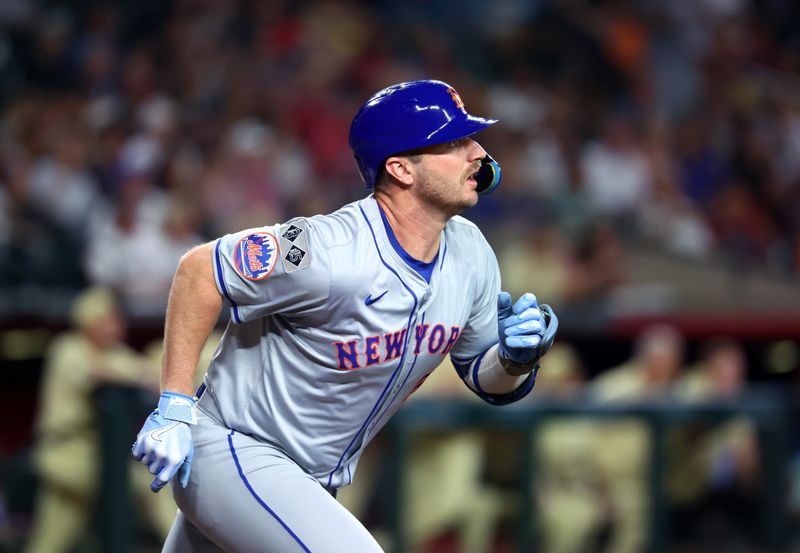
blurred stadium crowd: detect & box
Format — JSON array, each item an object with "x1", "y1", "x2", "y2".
[
  {"x1": 1, "y1": 0, "x2": 800, "y2": 321},
  {"x1": 1, "y1": 0, "x2": 800, "y2": 552}
]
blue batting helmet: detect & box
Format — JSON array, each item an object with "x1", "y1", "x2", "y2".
[{"x1": 349, "y1": 80, "x2": 499, "y2": 189}]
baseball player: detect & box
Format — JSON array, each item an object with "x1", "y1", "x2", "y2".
[{"x1": 132, "y1": 79, "x2": 559, "y2": 552}]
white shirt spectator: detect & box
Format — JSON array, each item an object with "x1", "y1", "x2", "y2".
[
  {"x1": 579, "y1": 139, "x2": 652, "y2": 217},
  {"x1": 28, "y1": 157, "x2": 101, "y2": 234},
  {"x1": 521, "y1": 131, "x2": 572, "y2": 197},
  {"x1": 85, "y1": 198, "x2": 201, "y2": 319}
]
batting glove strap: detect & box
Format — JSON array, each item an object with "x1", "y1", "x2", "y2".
[
  {"x1": 157, "y1": 392, "x2": 198, "y2": 425},
  {"x1": 534, "y1": 304, "x2": 558, "y2": 360}
]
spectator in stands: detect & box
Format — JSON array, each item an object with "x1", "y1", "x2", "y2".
[
  {"x1": 670, "y1": 340, "x2": 760, "y2": 545},
  {"x1": 115, "y1": 94, "x2": 178, "y2": 190},
  {"x1": 709, "y1": 181, "x2": 779, "y2": 270},
  {"x1": 531, "y1": 345, "x2": 604, "y2": 553},
  {"x1": 200, "y1": 118, "x2": 284, "y2": 236},
  {"x1": 578, "y1": 113, "x2": 653, "y2": 225},
  {"x1": 19, "y1": 116, "x2": 103, "y2": 289},
  {"x1": 638, "y1": 122, "x2": 715, "y2": 259},
  {"x1": 497, "y1": 219, "x2": 570, "y2": 309},
  {"x1": 25, "y1": 287, "x2": 175, "y2": 553},
  {"x1": 400, "y1": 357, "x2": 506, "y2": 553},
  {"x1": 590, "y1": 324, "x2": 686, "y2": 553},
  {"x1": 674, "y1": 115, "x2": 730, "y2": 211},
  {"x1": 26, "y1": 123, "x2": 101, "y2": 239},
  {"x1": 558, "y1": 221, "x2": 629, "y2": 331},
  {"x1": 1, "y1": 0, "x2": 799, "y2": 324},
  {"x1": 84, "y1": 184, "x2": 202, "y2": 320},
  {"x1": 594, "y1": 324, "x2": 684, "y2": 401},
  {"x1": 0, "y1": 2, "x2": 798, "y2": 550}
]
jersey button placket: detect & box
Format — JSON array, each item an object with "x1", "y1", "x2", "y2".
[{"x1": 389, "y1": 285, "x2": 426, "y2": 400}]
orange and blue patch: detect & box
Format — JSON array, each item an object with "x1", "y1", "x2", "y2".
[{"x1": 234, "y1": 232, "x2": 278, "y2": 281}]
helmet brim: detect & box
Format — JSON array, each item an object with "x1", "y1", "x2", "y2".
[{"x1": 423, "y1": 115, "x2": 498, "y2": 145}]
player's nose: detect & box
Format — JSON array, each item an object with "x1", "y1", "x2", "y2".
[{"x1": 466, "y1": 139, "x2": 487, "y2": 162}]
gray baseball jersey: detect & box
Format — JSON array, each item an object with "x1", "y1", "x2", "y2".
[{"x1": 203, "y1": 195, "x2": 535, "y2": 490}]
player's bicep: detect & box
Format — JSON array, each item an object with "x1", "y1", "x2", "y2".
[
  {"x1": 178, "y1": 242, "x2": 223, "y2": 305},
  {"x1": 212, "y1": 220, "x2": 331, "y2": 322}
]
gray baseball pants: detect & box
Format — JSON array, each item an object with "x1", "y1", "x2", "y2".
[{"x1": 161, "y1": 404, "x2": 383, "y2": 553}]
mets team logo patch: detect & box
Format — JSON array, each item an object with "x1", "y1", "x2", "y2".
[{"x1": 233, "y1": 232, "x2": 278, "y2": 280}]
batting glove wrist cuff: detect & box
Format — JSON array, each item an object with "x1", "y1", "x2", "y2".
[
  {"x1": 498, "y1": 353, "x2": 540, "y2": 377},
  {"x1": 475, "y1": 344, "x2": 531, "y2": 392},
  {"x1": 158, "y1": 392, "x2": 198, "y2": 425}
]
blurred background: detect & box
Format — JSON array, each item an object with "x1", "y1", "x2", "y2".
[{"x1": 1, "y1": 0, "x2": 799, "y2": 551}]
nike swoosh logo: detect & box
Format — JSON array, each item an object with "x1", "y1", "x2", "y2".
[
  {"x1": 150, "y1": 422, "x2": 181, "y2": 443},
  {"x1": 364, "y1": 291, "x2": 388, "y2": 306}
]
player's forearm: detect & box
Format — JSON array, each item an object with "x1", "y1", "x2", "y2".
[
  {"x1": 473, "y1": 344, "x2": 529, "y2": 394},
  {"x1": 160, "y1": 242, "x2": 222, "y2": 396}
]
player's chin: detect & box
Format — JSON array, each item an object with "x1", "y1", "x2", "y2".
[
  {"x1": 446, "y1": 179, "x2": 478, "y2": 214},
  {"x1": 457, "y1": 189, "x2": 479, "y2": 211},
  {"x1": 464, "y1": 180, "x2": 480, "y2": 203}
]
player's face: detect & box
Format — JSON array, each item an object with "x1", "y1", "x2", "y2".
[{"x1": 412, "y1": 138, "x2": 487, "y2": 216}]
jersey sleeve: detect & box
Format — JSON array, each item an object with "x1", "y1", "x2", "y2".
[
  {"x1": 449, "y1": 236, "x2": 537, "y2": 405},
  {"x1": 449, "y1": 234, "x2": 501, "y2": 364},
  {"x1": 212, "y1": 218, "x2": 331, "y2": 323}
]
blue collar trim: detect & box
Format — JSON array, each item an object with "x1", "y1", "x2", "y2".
[{"x1": 377, "y1": 205, "x2": 438, "y2": 283}]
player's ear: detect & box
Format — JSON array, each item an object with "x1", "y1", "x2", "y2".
[{"x1": 383, "y1": 156, "x2": 415, "y2": 187}]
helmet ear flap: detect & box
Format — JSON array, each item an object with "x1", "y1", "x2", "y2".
[{"x1": 353, "y1": 154, "x2": 373, "y2": 188}]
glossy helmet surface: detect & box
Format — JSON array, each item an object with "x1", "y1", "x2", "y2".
[{"x1": 348, "y1": 80, "x2": 498, "y2": 189}]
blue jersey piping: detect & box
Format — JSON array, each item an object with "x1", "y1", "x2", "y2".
[
  {"x1": 325, "y1": 201, "x2": 419, "y2": 487},
  {"x1": 214, "y1": 240, "x2": 242, "y2": 324},
  {"x1": 377, "y1": 204, "x2": 437, "y2": 283},
  {"x1": 470, "y1": 350, "x2": 490, "y2": 395},
  {"x1": 363, "y1": 311, "x2": 426, "y2": 448}
]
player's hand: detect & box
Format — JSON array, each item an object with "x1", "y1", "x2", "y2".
[
  {"x1": 497, "y1": 291, "x2": 558, "y2": 372},
  {"x1": 132, "y1": 392, "x2": 197, "y2": 493}
]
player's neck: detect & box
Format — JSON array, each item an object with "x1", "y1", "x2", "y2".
[{"x1": 374, "y1": 192, "x2": 443, "y2": 263}]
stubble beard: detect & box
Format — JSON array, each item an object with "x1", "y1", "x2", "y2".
[{"x1": 416, "y1": 165, "x2": 478, "y2": 219}]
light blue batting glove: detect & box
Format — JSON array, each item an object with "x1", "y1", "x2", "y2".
[
  {"x1": 132, "y1": 391, "x2": 197, "y2": 493},
  {"x1": 497, "y1": 291, "x2": 559, "y2": 370}
]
